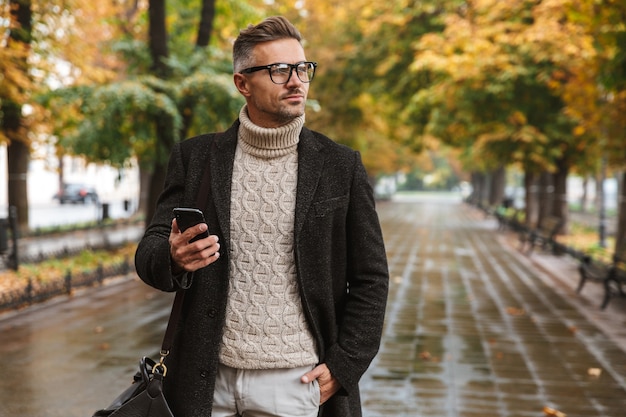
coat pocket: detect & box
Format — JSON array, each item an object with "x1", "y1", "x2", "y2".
[{"x1": 313, "y1": 195, "x2": 349, "y2": 217}]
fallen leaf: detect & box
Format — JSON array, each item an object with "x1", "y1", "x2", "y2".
[
  {"x1": 543, "y1": 406, "x2": 566, "y2": 417},
  {"x1": 506, "y1": 306, "x2": 526, "y2": 316}
]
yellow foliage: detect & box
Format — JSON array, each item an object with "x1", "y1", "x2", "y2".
[{"x1": 573, "y1": 125, "x2": 586, "y2": 136}]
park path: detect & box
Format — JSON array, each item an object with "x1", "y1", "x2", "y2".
[
  {"x1": 360, "y1": 194, "x2": 626, "y2": 417},
  {"x1": 0, "y1": 194, "x2": 625, "y2": 416}
]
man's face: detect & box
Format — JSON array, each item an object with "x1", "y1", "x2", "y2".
[{"x1": 234, "y1": 38, "x2": 310, "y2": 128}]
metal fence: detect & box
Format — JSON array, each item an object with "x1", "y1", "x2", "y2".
[{"x1": 0, "y1": 257, "x2": 132, "y2": 312}]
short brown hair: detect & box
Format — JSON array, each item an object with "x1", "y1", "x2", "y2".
[{"x1": 233, "y1": 16, "x2": 302, "y2": 73}]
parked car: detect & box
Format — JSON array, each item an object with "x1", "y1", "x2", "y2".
[{"x1": 54, "y1": 183, "x2": 99, "y2": 204}]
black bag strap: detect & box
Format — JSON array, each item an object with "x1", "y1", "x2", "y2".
[
  {"x1": 160, "y1": 290, "x2": 185, "y2": 357},
  {"x1": 159, "y1": 134, "x2": 219, "y2": 359}
]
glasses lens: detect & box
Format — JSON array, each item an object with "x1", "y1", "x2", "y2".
[
  {"x1": 296, "y1": 63, "x2": 315, "y2": 82},
  {"x1": 268, "y1": 63, "x2": 315, "y2": 84},
  {"x1": 269, "y1": 64, "x2": 291, "y2": 84}
]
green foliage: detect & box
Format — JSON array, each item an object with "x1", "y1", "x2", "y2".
[
  {"x1": 110, "y1": 39, "x2": 153, "y2": 75},
  {"x1": 406, "y1": 0, "x2": 597, "y2": 176},
  {"x1": 81, "y1": 79, "x2": 180, "y2": 164},
  {"x1": 179, "y1": 67, "x2": 244, "y2": 135},
  {"x1": 45, "y1": 60, "x2": 241, "y2": 167},
  {"x1": 34, "y1": 1, "x2": 255, "y2": 170}
]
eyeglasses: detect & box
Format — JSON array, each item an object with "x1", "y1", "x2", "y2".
[{"x1": 240, "y1": 61, "x2": 317, "y2": 84}]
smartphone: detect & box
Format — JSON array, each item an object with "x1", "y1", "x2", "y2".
[{"x1": 173, "y1": 207, "x2": 209, "y2": 242}]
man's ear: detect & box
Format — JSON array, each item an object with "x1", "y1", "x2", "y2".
[{"x1": 234, "y1": 73, "x2": 251, "y2": 97}]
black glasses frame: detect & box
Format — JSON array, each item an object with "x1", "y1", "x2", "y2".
[{"x1": 240, "y1": 61, "x2": 317, "y2": 84}]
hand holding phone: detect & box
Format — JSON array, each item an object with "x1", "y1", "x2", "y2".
[{"x1": 173, "y1": 208, "x2": 209, "y2": 243}]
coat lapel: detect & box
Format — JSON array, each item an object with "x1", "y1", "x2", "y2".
[
  {"x1": 295, "y1": 128, "x2": 326, "y2": 238},
  {"x1": 211, "y1": 123, "x2": 239, "y2": 245}
]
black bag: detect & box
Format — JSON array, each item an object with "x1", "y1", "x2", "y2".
[{"x1": 92, "y1": 357, "x2": 174, "y2": 417}]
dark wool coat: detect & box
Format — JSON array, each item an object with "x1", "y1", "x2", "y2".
[{"x1": 135, "y1": 121, "x2": 389, "y2": 417}]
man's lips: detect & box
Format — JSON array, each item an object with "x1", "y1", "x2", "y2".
[{"x1": 282, "y1": 90, "x2": 305, "y2": 101}]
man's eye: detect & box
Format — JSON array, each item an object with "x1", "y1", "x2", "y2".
[{"x1": 272, "y1": 65, "x2": 291, "y2": 75}]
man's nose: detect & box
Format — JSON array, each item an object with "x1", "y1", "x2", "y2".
[{"x1": 285, "y1": 68, "x2": 304, "y2": 87}]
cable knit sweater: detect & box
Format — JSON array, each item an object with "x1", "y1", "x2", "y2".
[{"x1": 219, "y1": 106, "x2": 319, "y2": 369}]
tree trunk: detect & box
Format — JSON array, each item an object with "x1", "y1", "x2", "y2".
[
  {"x1": 141, "y1": 0, "x2": 218, "y2": 226},
  {"x1": 146, "y1": 159, "x2": 168, "y2": 227},
  {"x1": 489, "y1": 165, "x2": 506, "y2": 207},
  {"x1": 524, "y1": 170, "x2": 538, "y2": 228},
  {"x1": 616, "y1": 171, "x2": 626, "y2": 256},
  {"x1": 145, "y1": 117, "x2": 174, "y2": 226},
  {"x1": 148, "y1": 0, "x2": 169, "y2": 77},
  {"x1": 469, "y1": 171, "x2": 485, "y2": 205},
  {"x1": 3, "y1": 0, "x2": 33, "y2": 233},
  {"x1": 139, "y1": 0, "x2": 172, "y2": 226},
  {"x1": 138, "y1": 164, "x2": 152, "y2": 217},
  {"x1": 7, "y1": 137, "x2": 30, "y2": 232},
  {"x1": 594, "y1": 170, "x2": 603, "y2": 213},
  {"x1": 580, "y1": 176, "x2": 588, "y2": 212},
  {"x1": 57, "y1": 152, "x2": 65, "y2": 192},
  {"x1": 196, "y1": 0, "x2": 216, "y2": 47},
  {"x1": 177, "y1": 0, "x2": 217, "y2": 140},
  {"x1": 536, "y1": 171, "x2": 553, "y2": 229},
  {"x1": 551, "y1": 158, "x2": 569, "y2": 234}
]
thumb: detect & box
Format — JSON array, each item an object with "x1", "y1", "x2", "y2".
[
  {"x1": 171, "y1": 218, "x2": 181, "y2": 234},
  {"x1": 301, "y1": 365, "x2": 323, "y2": 384}
]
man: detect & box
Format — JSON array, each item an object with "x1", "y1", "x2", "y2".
[{"x1": 135, "y1": 16, "x2": 388, "y2": 417}]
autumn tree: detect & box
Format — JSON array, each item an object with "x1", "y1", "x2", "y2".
[
  {"x1": 42, "y1": 0, "x2": 257, "y2": 222},
  {"x1": 584, "y1": 0, "x2": 626, "y2": 252},
  {"x1": 2, "y1": 0, "x2": 133, "y2": 230},
  {"x1": 405, "y1": 0, "x2": 600, "y2": 231},
  {"x1": 296, "y1": 0, "x2": 466, "y2": 180},
  {"x1": 1, "y1": 0, "x2": 33, "y2": 231}
]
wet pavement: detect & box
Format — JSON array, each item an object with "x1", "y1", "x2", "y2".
[
  {"x1": 0, "y1": 276, "x2": 173, "y2": 417},
  {"x1": 1, "y1": 194, "x2": 626, "y2": 416},
  {"x1": 360, "y1": 194, "x2": 626, "y2": 417}
]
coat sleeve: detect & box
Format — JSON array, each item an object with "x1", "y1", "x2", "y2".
[
  {"x1": 134, "y1": 142, "x2": 189, "y2": 292},
  {"x1": 321, "y1": 151, "x2": 389, "y2": 396}
]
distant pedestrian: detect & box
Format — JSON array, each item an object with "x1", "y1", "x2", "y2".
[{"x1": 135, "y1": 15, "x2": 389, "y2": 417}]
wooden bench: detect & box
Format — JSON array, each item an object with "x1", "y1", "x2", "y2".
[
  {"x1": 519, "y1": 216, "x2": 564, "y2": 255},
  {"x1": 496, "y1": 208, "x2": 524, "y2": 232},
  {"x1": 578, "y1": 249, "x2": 626, "y2": 309}
]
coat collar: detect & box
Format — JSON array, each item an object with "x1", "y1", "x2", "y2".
[{"x1": 210, "y1": 120, "x2": 327, "y2": 244}]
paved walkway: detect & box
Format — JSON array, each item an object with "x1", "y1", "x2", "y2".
[
  {"x1": 360, "y1": 195, "x2": 626, "y2": 417},
  {"x1": 1, "y1": 194, "x2": 626, "y2": 417},
  {"x1": 15, "y1": 223, "x2": 144, "y2": 263}
]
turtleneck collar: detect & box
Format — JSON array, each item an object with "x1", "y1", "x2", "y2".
[{"x1": 237, "y1": 105, "x2": 304, "y2": 159}]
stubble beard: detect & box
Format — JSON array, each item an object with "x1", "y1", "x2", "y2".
[
  {"x1": 248, "y1": 88, "x2": 307, "y2": 127},
  {"x1": 275, "y1": 103, "x2": 305, "y2": 124}
]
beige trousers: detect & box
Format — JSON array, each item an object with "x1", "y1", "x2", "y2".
[{"x1": 211, "y1": 363, "x2": 320, "y2": 417}]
